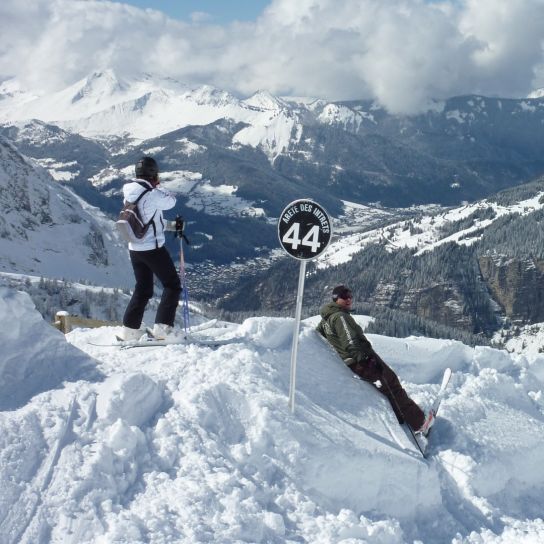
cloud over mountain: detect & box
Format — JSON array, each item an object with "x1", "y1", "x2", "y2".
[{"x1": 1, "y1": 0, "x2": 544, "y2": 113}]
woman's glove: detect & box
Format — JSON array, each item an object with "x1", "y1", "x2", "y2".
[{"x1": 174, "y1": 216, "x2": 185, "y2": 237}]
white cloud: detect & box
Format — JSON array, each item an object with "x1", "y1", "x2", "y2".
[
  {"x1": 1, "y1": 0, "x2": 544, "y2": 113},
  {"x1": 190, "y1": 11, "x2": 213, "y2": 23}
]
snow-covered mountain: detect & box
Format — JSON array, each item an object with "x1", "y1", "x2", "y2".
[
  {"x1": 0, "y1": 120, "x2": 110, "y2": 184},
  {"x1": 0, "y1": 71, "x2": 306, "y2": 160},
  {"x1": 0, "y1": 137, "x2": 132, "y2": 287},
  {"x1": 2, "y1": 288, "x2": 544, "y2": 543},
  {"x1": 3, "y1": 69, "x2": 544, "y2": 201}
]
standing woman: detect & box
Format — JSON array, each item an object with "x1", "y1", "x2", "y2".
[{"x1": 121, "y1": 156, "x2": 182, "y2": 341}]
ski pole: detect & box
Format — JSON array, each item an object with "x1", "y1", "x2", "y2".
[
  {"x1": 174, "y1": 215, "x2": 191, "y2": 332},
  {"x1": 179, "y1": 236, "x2": 190, "y2": 332}
]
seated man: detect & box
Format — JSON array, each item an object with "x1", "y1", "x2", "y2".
[{"x1": 316, "y1": 285, "x2": 434, "y2": 435}]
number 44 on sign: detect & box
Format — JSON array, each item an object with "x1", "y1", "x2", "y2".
[{"x1": 282, "y1": 222, "x2": 321, "y2": 252}]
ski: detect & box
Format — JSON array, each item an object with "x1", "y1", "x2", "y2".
[
  {"x1": 120, "y1": 337, "x2": 236, "y2": 349},
  {"x1": 88, "y1": 334, "x2": 240, "y2": 349},
  {"x1": 430, "y1": 367, "x2": 452, "y2": 419},
  {"x1": 188, "y1": 319, "x2": 219, "y2": 333},
  {"x1": 144, "y1": 319, "x2": 219, "y2": 340},
  {"x1": 418, "y1": 367, "x2": 452, "y2": 458}
]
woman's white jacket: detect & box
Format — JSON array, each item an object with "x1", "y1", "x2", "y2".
[{"x1": 122, "y1": 179, "x2": 176, "y2": 251}]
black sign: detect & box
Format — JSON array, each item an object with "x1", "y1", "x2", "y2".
[{"x1": 278, "y1": 199, "x2": 332, "y2": 260}]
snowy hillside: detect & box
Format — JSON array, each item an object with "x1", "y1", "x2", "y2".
[
  {"x1": 528, "y1": 88, "x2": 544, "y2": 99},
  {"x1": 317, "y1": 190, "x2": 544, "y2": 269},
  {"x1": 0, "y1": 138, "x2": 132, "y2": 287},
  {"x1": 2, "y1": 288, "x2": 544, "y2": 543}
]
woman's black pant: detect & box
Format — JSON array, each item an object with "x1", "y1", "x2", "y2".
[{"x1": 123, "y1": 246, "x2": 182, "y2": 329}]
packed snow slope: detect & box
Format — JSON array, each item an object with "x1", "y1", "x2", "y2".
[{"x1": 2, "y1": 288, "x2": 544, "y2": 543}]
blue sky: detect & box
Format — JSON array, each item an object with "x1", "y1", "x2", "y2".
[{"x1": 112, "y1": 0, "x2": 272, "y2": 23}]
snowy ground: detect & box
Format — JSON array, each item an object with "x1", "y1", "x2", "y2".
[{"x1": 2, "y1": 287, "x2": 544, "y2": 543}]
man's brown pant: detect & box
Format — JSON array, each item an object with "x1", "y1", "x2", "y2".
[{"x1": 348, "y1": 352, "x2": 425, "y2": 431}]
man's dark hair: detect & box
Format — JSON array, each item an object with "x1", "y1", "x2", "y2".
[
  {"x1": 332, "y1": 285, "x2": 352, "y2": 301},
  {"x1": 135, "y1": 156, "x2": 159, "y2": 181}
]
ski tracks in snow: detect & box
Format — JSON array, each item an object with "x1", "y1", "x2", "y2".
[{"x1": 1, "y1": 396, "x2": 78, "y2": 544}]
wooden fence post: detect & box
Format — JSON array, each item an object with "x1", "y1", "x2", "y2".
[{"x1": 55, "y1": 311, "x2": 71, "y2": 334}]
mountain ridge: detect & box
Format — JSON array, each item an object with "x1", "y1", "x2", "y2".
[{"x1": 0, "y1": 136, "x2": 132, "y2": 287}]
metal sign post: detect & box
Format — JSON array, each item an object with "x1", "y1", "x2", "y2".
[
  {"x1": 277, "y1": 199, "x2": 332, "y2": 414},
  {"x1": 288, "y1": 259, "x2": 306, "y2": 413}
]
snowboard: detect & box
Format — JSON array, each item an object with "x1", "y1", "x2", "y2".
[{"x1": 416, "y1": 367, "x2": 452, "y2": 458}]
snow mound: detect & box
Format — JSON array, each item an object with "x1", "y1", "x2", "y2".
[
  {"x1": 237, "y1": 316, "x2": 294, "y2": 348},
  {"x1": 96, "y1": 373, "x2": 164, "y2": 427},
  {"x1": 1, "y1": 302, "x2": 544, "y2": 543},
  {"x1": 0, "y1": 288, "x2": 102, "y2": 410}
]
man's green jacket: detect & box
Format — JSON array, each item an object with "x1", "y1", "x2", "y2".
[{"x1": 316, "y1": 301, "x2": 373, "y2": 364}]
